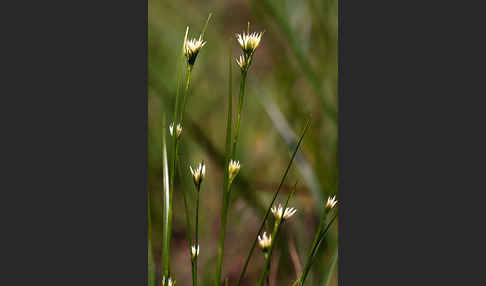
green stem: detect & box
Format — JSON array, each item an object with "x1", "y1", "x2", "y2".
[
  {"x1": 216, "y1": 58, "x2": 247, "y2": 286},
  {"x1": 193, "y1": 186, "x2": 200, "y2": 286},
  {"x1": 231, "y1": 71, "x2": 247, "y2": 158},
  {"x1": 216, "y1": 41, "x2": 233, "y2": 286},
  {"x1": 180, "y1": 66, "x2": 193, "y2": 125},
  {"x1": 300, "y1": 206, "x2": 328, "y2": 284},
  {"x1": 235, "y1": 120, "x2": 311, "y2": 286},
  {"x1": 264, "y1": 253, "x2": 271, "y2": 286},
  {"x1": 216, "y1": 181, "x2": 231, "y2": 285},
  {"x1": 175, "y1": 158, "x2": 194, "y2": 284}
]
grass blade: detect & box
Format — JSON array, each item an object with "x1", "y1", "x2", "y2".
[
  {"x1": 261, "y1": 96, "x2": 325, "y2": 214},
  {"x1": 200, "y1": 13, "x2": 213, "y2": 40},
  {"x1": 299, "y1": 212, "x2": 338, "y2": 285},
  {"x1": 235, "y1": 117, "x2": 311, "y2": 286},
  {"x1": 161, "y1": 115, "x2": 171, "y2": 277},
  {"x1": 321, "y1": 250, "x2": 338, "y2": 286}
]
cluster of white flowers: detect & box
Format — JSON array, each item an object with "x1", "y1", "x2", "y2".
[
  {"x1": 271, "y1": 204, "x2": 297, "y2": 220},
  {"x1": 184, "y1": 31, "x2": 206, "y2": 66},
  {"x1": 235, "y1": 29, "x2": 263, "y2": 72},
  {"x1": 236, "y1": 32, "x2": 263, "y2": 55}
]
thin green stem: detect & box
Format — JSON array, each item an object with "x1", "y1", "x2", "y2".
[
  {"x1": 180, "y1": 66, "x2": 193, "y2": 125},
  {"x1": 300, "y1": 206, "x2": 328, "y2": 284},
  {"x1": 216, "y1": 41, "x2": 233, "y2": 286},
  {"x1": 232, "y1": 71, "x2": 247, "y2": 158},
  {"x1": 217, "y1": 55, "x2": 248, "y2": 286},
  {"x1": 235, "y1": 119, "x2": 311, "y2": 286},
  {"x1": 263, "y1": 253, "x2": 271, "y2": 286},
  {"x1": 216, "y1": 187, "x2": 230, "y2": 285},
  {"x1": 175, "y1": 158, "x2": 194, "y2": 284},
  {"x1": 193, "y1": 185, "x2": 200, "y2": 286}
]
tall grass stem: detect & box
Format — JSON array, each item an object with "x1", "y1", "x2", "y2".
[{"x1": 215, "y1": 40, "x2": 233, "y2": 286}]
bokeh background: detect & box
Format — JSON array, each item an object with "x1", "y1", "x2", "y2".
[{"x1": 148, "y1": 0, "x2": 338, "y2": 285}]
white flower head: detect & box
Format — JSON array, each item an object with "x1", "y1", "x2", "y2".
[
  {"x1": 169, "y1": 122, "x2": 182, "y2": 138},
  {"x1": 258, "y1": 231, "x2": 272, "y2": 251},
  {"x1": 190, "y1": 162, "x2": 206, "y2": 189},
  {"x1": 191, "y1": 244, "x2": 200, "y2": 259},
  {"x1": 228, "y1": 159, "x2": 241, "y2": 184},
  {"x1": 162, "y1": 276, "x2": 175, "y2": 286},
  {"x1": 236, "y1": 54, "x2": 248, "y2": 72},
  {"x1": 325, "y1": 195, "x2": 338, "y2": 209},
  {"x1": 236, "y1": 31, "x2": 263, "y2": 55},
  {"x1": 271, "y1": 204, "x2": 297, "y2": 221},
  {"x1": 185, "y1": 34, "x2": 206, "y2": 66}
]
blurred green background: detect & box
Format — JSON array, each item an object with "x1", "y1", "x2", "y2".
[{"x1": 148, "y1": 0, "x2": 338, "y2": 285}]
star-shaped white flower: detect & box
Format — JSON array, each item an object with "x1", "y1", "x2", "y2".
[{"x1": 271, "y1": 204, "x2": 297, "y2": 220}]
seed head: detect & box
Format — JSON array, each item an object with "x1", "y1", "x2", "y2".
[
  {"x1": 190, "y1": 162, "x2": 206, "y2": 189},
  {"x1": 191, "y1": 244, "x2": 200, "y2": 259},
  {"x1": 169, "y1": 122, "x2": 182, "y2": 138},
  {"x1": 228, "y1": 160, "x2": 241, "y2": 184},
  {"x1": 271, "y1": 204, "x2": 297, "y2": 221},
  {"x1": 185, "y1": 35, "x2": 206, "y2": 66},
  {"x1": 258, "y1": 232, "x2": 272, "y2": 251},
  {"x1": 236, "y1": 31, "x2": 263, "y2": 55},
  {"x1": 325, "y1": 195, "x2": 338, "y2": 209},
  {"x1": 161, "y1": 276, "x2": 175, "y2": 286}
]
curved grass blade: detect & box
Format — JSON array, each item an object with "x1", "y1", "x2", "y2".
[{"x1": 161, "y1": 115, "x2": 171, "y2": 276}]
